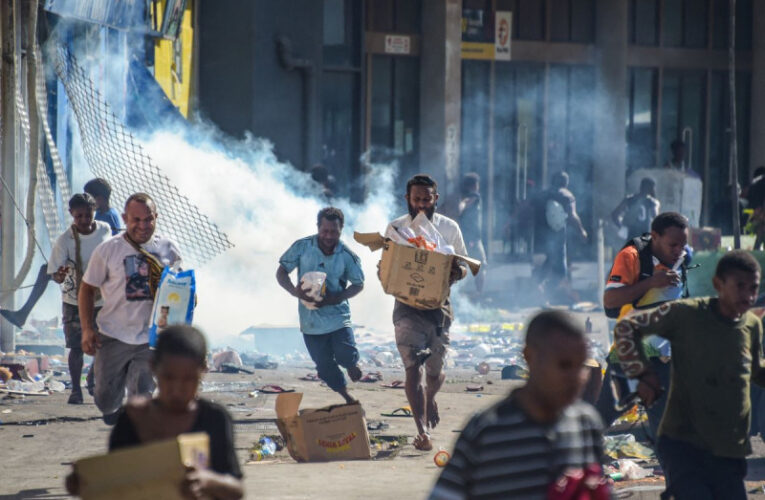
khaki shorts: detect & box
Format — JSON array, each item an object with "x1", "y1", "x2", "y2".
[{"x1": 394, "y1": 314, "x2": 450, "y2": 377}]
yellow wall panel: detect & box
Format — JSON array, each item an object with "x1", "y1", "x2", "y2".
[{"x1": 153, "y1": 0, "x2": 194, "y2": 117}]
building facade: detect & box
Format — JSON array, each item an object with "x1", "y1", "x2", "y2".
[{"x1": 189, "y1": 0, "x2": 760, "y2": 262}]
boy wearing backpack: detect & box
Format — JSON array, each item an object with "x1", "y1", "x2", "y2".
[{"x1": 596, "y1": 211, "x2": 689, "y2": 438}]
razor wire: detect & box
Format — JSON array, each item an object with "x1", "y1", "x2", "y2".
[{"x1": 54, "y1": 47, "x2": 233, "y2": 268}]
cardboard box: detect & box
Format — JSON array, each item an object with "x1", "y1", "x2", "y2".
[
  {"x1": 354, "y1": 232, "x2": 481, "y2": 310},
  {"x1": 276, "y1": 392, "x2": 371, "y2": 462},
  {"x1": 75, "y1": 432, "x2": 209, "y2": 500}
]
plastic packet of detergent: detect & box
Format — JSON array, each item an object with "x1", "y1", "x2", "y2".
[
  {"x1": 148, "y1": 267, "x2": 196, "y2": 347},
  {"x1": 299, "y1": 271, "x2": 327, "y2": 310}
]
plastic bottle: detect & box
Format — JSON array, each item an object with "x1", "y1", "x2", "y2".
[{"x1": 259, "y1": 437, "x2": 276, "y2": 456}]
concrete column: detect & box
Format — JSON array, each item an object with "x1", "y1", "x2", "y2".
[
  {"x1": 593, "y1": 0, "x2": 628, "y2": 226},
  {"x1": 749, "y1": 0, "x2": 765, "y2": 176},
  {"x1": 0, "y1": 0, "x2": 17, "y2": 352},
  {"x1": 419, "y1": 0, "x2": 462, "y2": 197}
]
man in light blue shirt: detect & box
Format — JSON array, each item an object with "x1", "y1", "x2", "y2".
[{"x1": 276, "y1": 207, "x2": 365, "y2": 404}]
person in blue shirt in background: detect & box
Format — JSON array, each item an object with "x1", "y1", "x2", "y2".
[
  {"x1": 84, "y1": 178, "x2": 122, "y2": 235},
  {"x1": 276, "y1": 207, "x2": 365, "y2": 404}
]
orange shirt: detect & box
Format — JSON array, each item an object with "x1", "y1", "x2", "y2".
[{"x1": 606, "y1": 246, "x2": 679, "y2": 319}]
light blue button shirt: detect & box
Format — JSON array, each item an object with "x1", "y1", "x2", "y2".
[{"x1": 279, "y1": 235, "x2": 364, "y2": 335}]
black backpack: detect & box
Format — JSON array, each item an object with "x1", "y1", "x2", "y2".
[{"x1": 604, "y1": 234, "x2": 690, "y2": 318}]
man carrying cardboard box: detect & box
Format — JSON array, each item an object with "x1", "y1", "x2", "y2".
[{"x1": 385, "y1": 174, "x2": 469, "y2": 451}]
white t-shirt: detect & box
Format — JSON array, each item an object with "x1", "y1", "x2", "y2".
[
  {"x1": 82, "y1": 234, "x2": 182, "y2": 344},
  {"x1": 385, "y1": 213, "x2": 468, "y2": 256},
  {"x1": 47, "y1": 221, "x2": 112, "y2": 306}
]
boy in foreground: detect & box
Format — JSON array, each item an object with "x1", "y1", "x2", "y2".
[
  {"x1": 430, "y1": 310, "x2": 606, "y2": 499},
  {"x1": 67, "y1": 325, "x2": 244, "y2": 499},
  {"x1": 615, "y1": 250, "x2": 765, "y2": 499}
]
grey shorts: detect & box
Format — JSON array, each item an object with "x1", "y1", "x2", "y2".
[
  {"x1": 394, "y1": 314, "x2": 450, "y2": 376},
  {"x1": 93, "y1": 333, "x2": 155, "y2": 416}
]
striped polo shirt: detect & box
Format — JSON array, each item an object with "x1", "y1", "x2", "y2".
[{"x1": 429, "y1": 393, "x2": 605, "y2": 500}]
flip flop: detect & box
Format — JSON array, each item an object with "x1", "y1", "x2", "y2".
[
  {"x1": 359, "y1": 372, "x2": 382, "y2": 383},
  {"x1": 380, "y1": 380, "x2": 405, "y2": 389},
  {"x1": 257, "y1": 385, "x2": 295, "y2": 394},
  {"x1": 465, "y1": 384, "x2": 484, "y2": 392},
  {"x1": 366, "y1": 420, "x2": 390, "y2": 431},
  {"x1": 299, "y1": 373, "x2": 320, "y2": 382},
  {"x1": 380, "y1": 406, "x2": 412, "y2": 417}
]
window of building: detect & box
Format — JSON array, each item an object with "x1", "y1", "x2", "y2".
[
  {"x1": 324, "y1": 0, "x2": 361, "y2": 67},
  {"x1": 708, "y1": 71, "x2": 750, "y2": 230},
  {"x1": 366, "y1": 0, "x2": 421, "y2": 33},
  {"x1": 629, "y1": 0, "x2": 659, "y2": 46},
  {"x1": 659, "y1": 70, "x2": 705, "y2": 172},
  {"x1": 322, "y1": 0, "x2": 363, "y2": 199},
  {"x1": 626, "y1": 68, "x2": 658, "y2": 171},
  {"x1": 550, "y1": 0, "x2": 595, "y2": 43},
  {"x1": 462, "y1": 0, "x2": 493, "y2": 43},
  {"x1": 321, "y1": 72, "x2": 361, "y2": 197},
  {"x1": 711, "y1": 0, "x2": 752, "y2": 50},
  {"x1": 661, "y1": 0, "x2": 684, "y2": 47},
  {"x1": 368, "y1": 56, "x2": 420, "y2": 183},
  {"x1": 503, "y1": 0, "x2": 545, "y2": 41},
  {"x1": 660, "y1": 0, "x2": 707, "y2": 48}
]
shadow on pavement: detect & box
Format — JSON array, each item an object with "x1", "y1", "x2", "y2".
[
  {"x1": 748, "y1": 457, "x2": 765, "y2": 481},
  {"x1": 0, "y1": 490, "x2": 69, "y2": 499}
]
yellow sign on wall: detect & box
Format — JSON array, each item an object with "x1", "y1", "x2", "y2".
[
  {"x1": 461, "y1": 42, "x2": 495, "y2": 60},
  {"x1": 153, "y1": 0, "x2": 194, "y2": 117}
]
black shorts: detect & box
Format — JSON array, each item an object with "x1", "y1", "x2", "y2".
[{"x1": 62, "y1": 302, "x2": 100, "y2": 349}]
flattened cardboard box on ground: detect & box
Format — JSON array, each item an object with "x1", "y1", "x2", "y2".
[
  {"x1": 75, "y1": 432, "x2": 209, "y2": 500},
  {"x1": 354, "y1": 232, "x2": 481, "y2": 309},
  {"x1": 276, "y1": 392, "x2": 371, "y2": 462}
]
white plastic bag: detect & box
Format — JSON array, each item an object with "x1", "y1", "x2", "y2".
[
  {"x1": 390, "y1": 212, "x2": 454, "y2": 254},
  {"x1": 618, "y1": 459, "x2": 653, "y2": 479},
  {"x1": 299, "y1": 271, "x2": 327, "y2": 310}
]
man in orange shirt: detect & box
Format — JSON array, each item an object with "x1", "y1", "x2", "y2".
[{"x1": 596, "y1": 212, "x2": 689, "y2": 440}]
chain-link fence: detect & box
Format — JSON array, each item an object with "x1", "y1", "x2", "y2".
[{"x1": 54, "y1": 47, "x2": 233, "y2": 267}]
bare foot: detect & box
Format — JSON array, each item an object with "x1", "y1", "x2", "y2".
[
  {"x1": 426, "y1": 397, "x2": 440, "y2": 429},
  {"x1": 347, "y1": 365, "x2": 362, "y2": 382},
  {"x1": 413, "y1": 432, "x2": 433, "y2": 451}
]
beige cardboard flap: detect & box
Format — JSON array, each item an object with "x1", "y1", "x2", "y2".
[
  {"x1": 455, "y1": 255, "x2": 482, "y2": 276},
  {"x1": 275, "y1": 392, "x2": 303, "y2": 419},
  {"x1": 353, "y1": 231, "x2": 386, "y2": 251}
]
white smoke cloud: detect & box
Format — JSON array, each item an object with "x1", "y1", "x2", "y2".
[{"x1": 141, "y1": 131, "x2": 399, "y2": 347}]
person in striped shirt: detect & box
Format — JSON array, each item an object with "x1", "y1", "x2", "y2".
[{"x1": 429, "y1": 310, "x2": 607, "y2": 500}]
